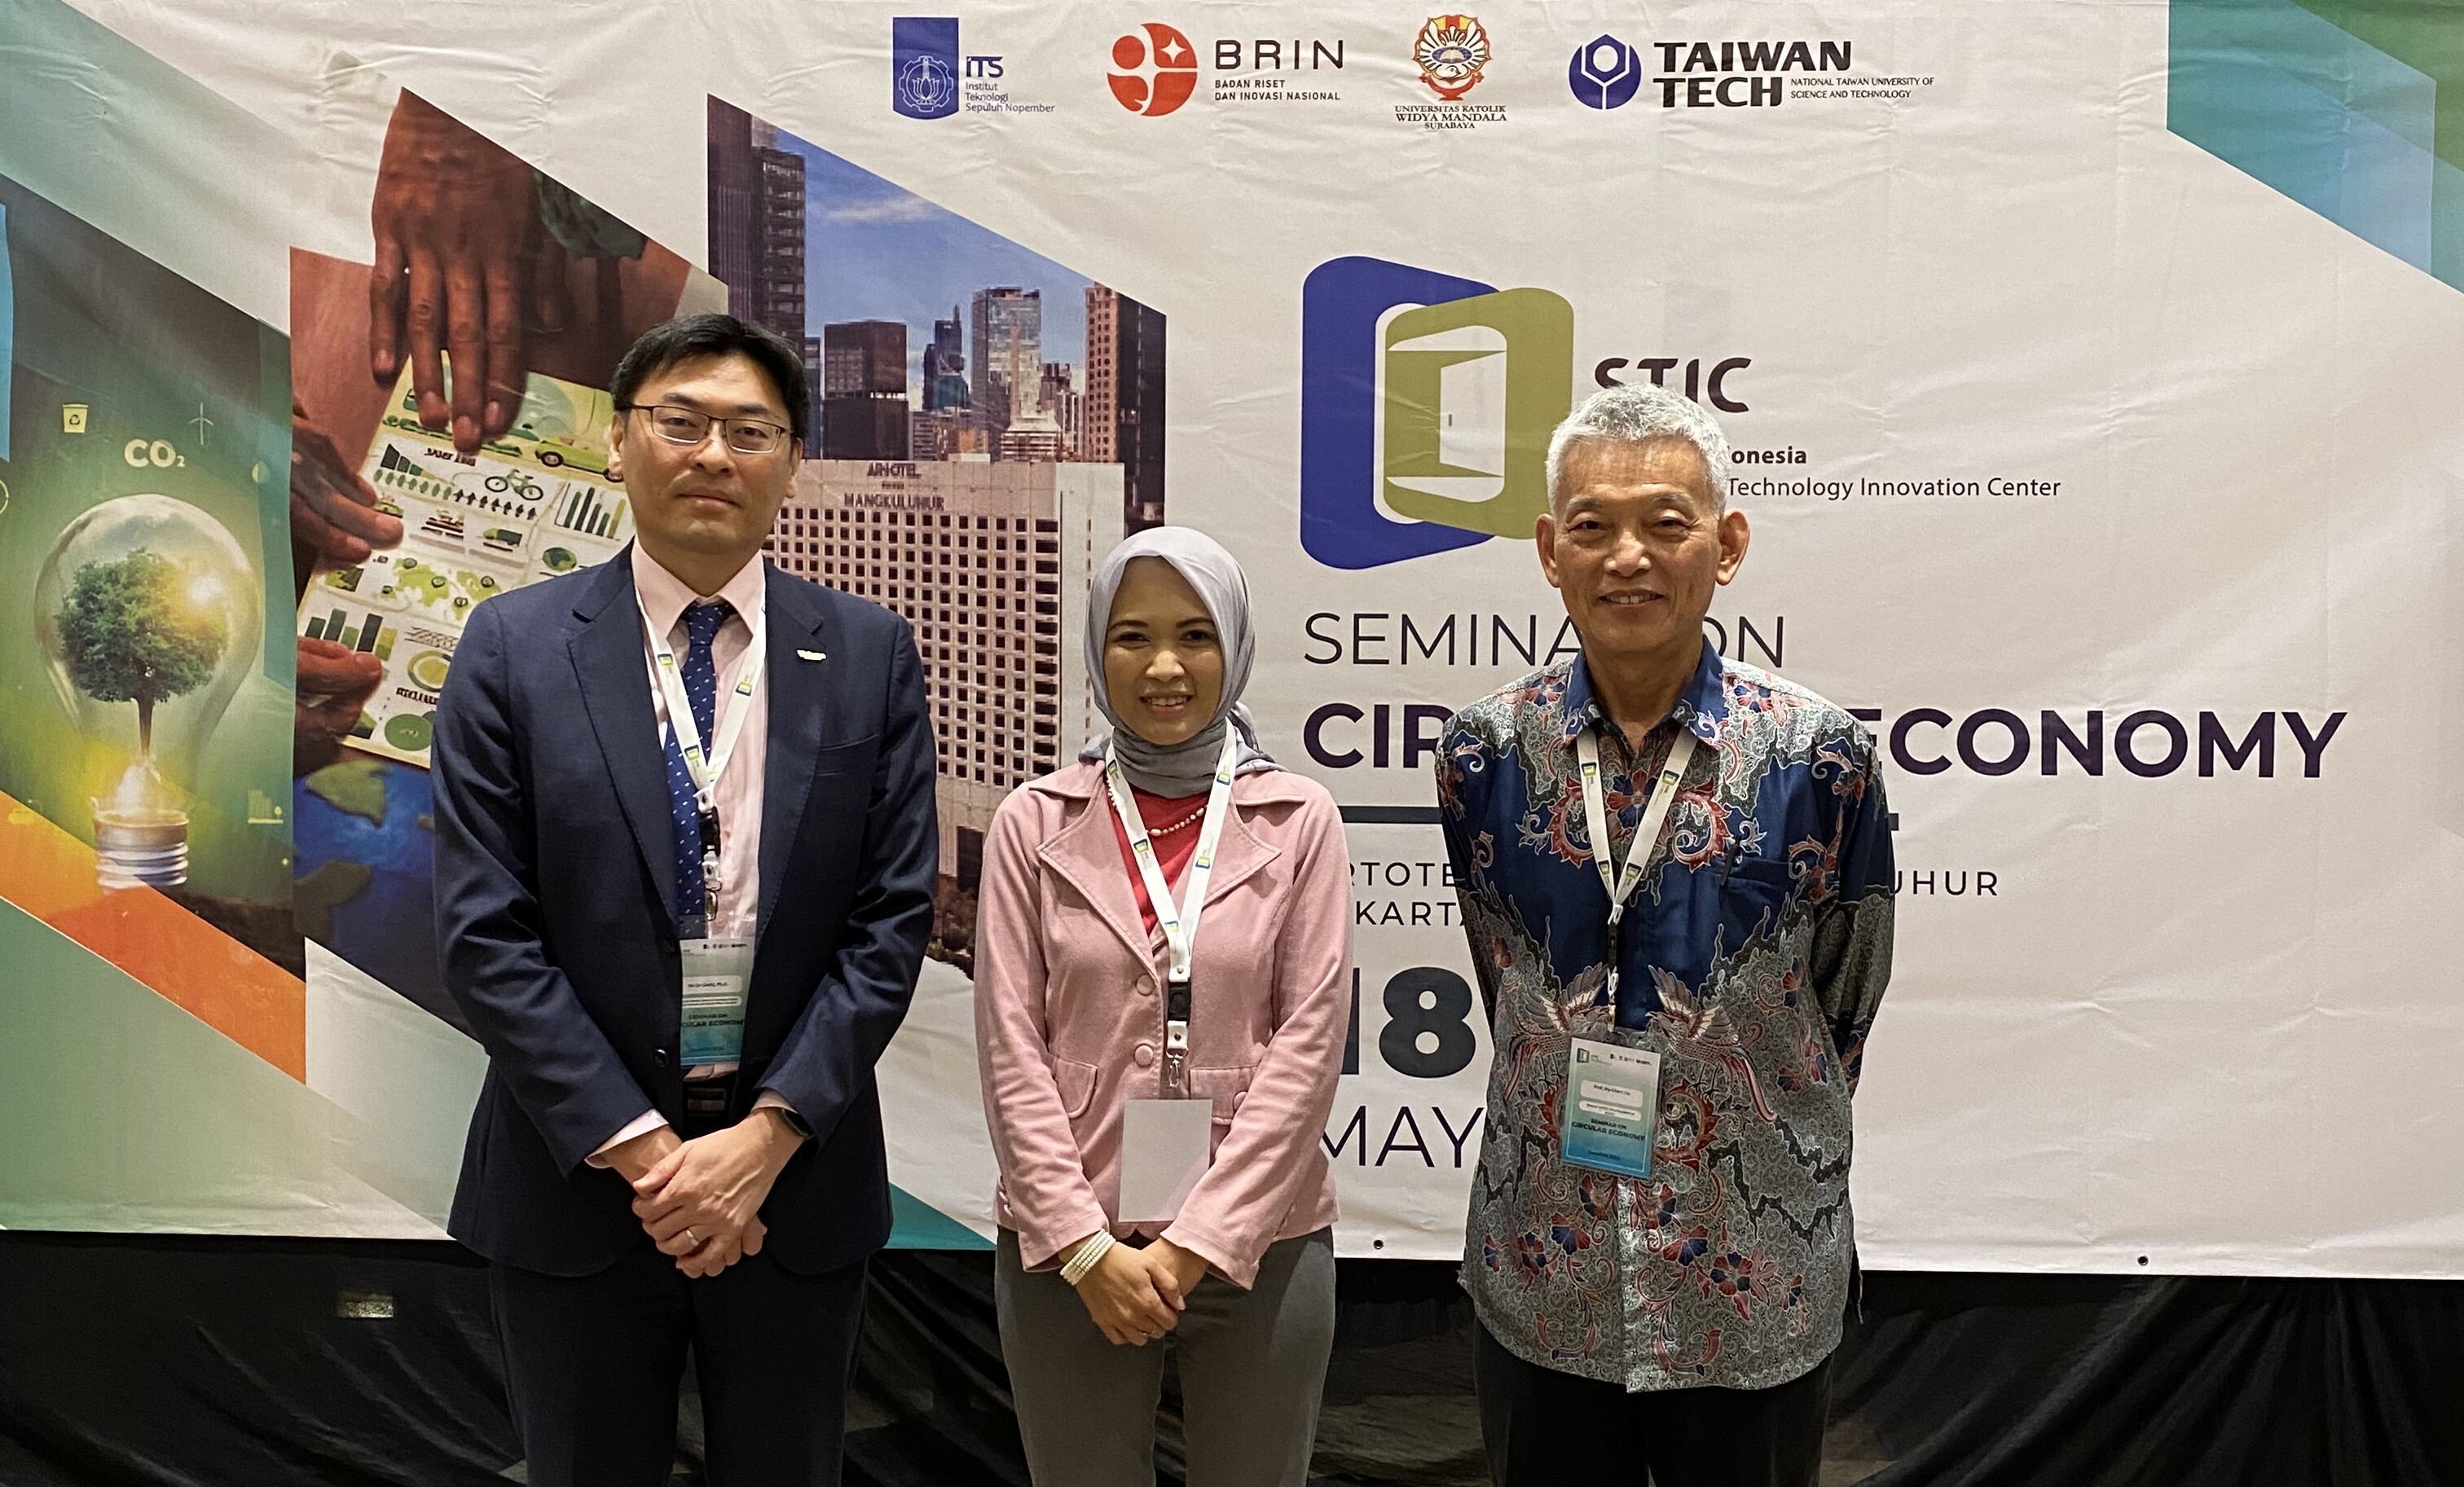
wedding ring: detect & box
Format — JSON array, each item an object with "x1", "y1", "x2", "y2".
[{"x1": 683, "y1": 1227, "x2": 699, "y2": 1248}]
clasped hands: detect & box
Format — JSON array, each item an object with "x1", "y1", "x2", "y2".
[
  {"x1": 1068, "y1": 1234, "x2": 1212, "y2": 1347},
  {"x1": 605, "y1": 1110, "x2": 803, "y2": 1279}
]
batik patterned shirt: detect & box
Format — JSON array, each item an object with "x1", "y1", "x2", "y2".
[{"x1": 1436, "y1": 639, "x2": 1894, "y2": 1392}]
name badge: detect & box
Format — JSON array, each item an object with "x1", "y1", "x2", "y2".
[
  {"x1": 1559, "y1": 1036, "x2": 1663, "y2": 1179},
  {"x1": 679, "y1": 936, "x2": 752, "y2": 1067},
  {"x1": 1118, "y1": 1098, "x2": 1213, "y2": 1223}
]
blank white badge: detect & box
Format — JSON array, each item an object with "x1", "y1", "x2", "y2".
[{"x1": 1118, "y1": 1098, "x2": 1213, "y2": 1223}]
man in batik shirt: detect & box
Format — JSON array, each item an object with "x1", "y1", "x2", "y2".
[{"x1": 1437, "y1": 384, "x2": 1894, "y2": 1487}]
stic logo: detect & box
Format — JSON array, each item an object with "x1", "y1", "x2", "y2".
[
  {"x1": 1569, "y1": 34, "x2": 1643, "y2": 108},
  {"x1": 1110, "y1": 23, "x2": 1199, "y2": 116},
  {"x1": 892, "y1": 17, "x2": 960, "y2": 119},
  {"x1": 1414, "y1": 15, "x2": 1492, "y2": 100},
  {"x1": 1300, "y1": 257, "x2": 1573, "y2": 570}
]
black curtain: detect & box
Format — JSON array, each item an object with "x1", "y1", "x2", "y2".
[{"x1": 1, "y1": 1234, "x2": 2457, "y2": 1486}]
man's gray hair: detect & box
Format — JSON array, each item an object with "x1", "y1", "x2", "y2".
[{"x1": 1544, "y1": 383, "x2": 1732, "y2": 510}]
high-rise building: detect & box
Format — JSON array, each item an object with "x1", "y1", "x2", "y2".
[
  {"x1": 822, "y1": 396, "x2": 912, "y2": 461},
  {"x1": 709, "y1": 103, "x2": 756, "y2": 322},
  {"x1": 970, "y1": 287, "x2": 1041, "y2": 433},
  {"x1": 801, "y1": 337, "x2": 825, "y2": 459},
  {"x1": 762, "y1": 460, "x2": 1126, "y2": 923},
  {"x1": 997, "y1": 410, "x2": 1065, "y2": 464},
  {"x1": 707, "y1": 101, "x2": 807, "y2": 350},
  {"x1": 1085, "y1": 285, "x2": 1168, "y2": 530},
  {"x1": 923, "y1": 310, "x2": 969, "y2": 412},
  {"x1": 909, "y1": 407, "x2": 961, "y2": 462},
  {"x1": 1039, "y1": 361, "x2": 1083, "y2": 460},
  {"x1": 823, "y1": 320, "x2": 905, "y2": 394},
  {"x1": 821, "y1": 320, "x2": 909, "y2": 461},
  {"x1": 754, "y1": 149, "x2": 806, "y2": 337},
  {"x1": 1084, "y1": 292, "x2": 1118, "y2": 465}
]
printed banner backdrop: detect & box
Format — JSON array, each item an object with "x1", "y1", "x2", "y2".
[{"x1": 1, "y1": 0, "x2": 2459, "y2": 1279}]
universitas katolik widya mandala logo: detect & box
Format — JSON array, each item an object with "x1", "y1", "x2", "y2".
[
  {"x1": 1414, "y1": 15, "x2": 1491, "y2": 100},
  {"x1": 1110, "y1": 22, "x2": 1199, "y2": 116}
]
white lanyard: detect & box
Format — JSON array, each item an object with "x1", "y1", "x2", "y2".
[
  {"x1": 640, "y1": 590, "x2": 765, "y2": 922},
  {"x1": 1103, "y1": 734, "x2": 1241, "y2": 1095},
  {"x1": 1575, "y1": 725, "x2": 1699, "y2": 994}
]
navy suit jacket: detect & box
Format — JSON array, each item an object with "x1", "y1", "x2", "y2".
[{"x1": 430, "y1": 548, "x2": 935, "y2": 1277}]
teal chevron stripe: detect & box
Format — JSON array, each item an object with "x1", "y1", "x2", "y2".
[
  {"x1": 2169, "y1": 0, "x2": 2464, "y2": 289},
  {"x1": 887, "y1": 1185, "x2": 992, "y2": 1250}
]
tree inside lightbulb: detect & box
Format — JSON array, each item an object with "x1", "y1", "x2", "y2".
[
  {"x1": 33, "y1": 494, "x2": 262, "y2": 891},
  {"x1": 55, "y1": 550, "x2": 232, "y2": 815}
]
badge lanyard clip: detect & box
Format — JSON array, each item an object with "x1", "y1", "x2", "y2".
[
  {"x1": 1104, "y1": 735, "x2": 1241, "y2": 1099},
  {"x1": 640, "y1": 590, "x2": 766, "y2": 929},
  {"x1": 1575, "y1": 726, "x2": 1700, "y2": 1001}
]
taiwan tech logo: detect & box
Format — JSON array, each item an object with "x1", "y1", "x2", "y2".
[
  {"x1": 1300, "y1": 257, "x2": 1573, "y2": 570},
  {"x1": 1569, "y1": 34, "x2": 1643, "y2": 108},
  {"x1": 892, "y1": 16, "x2": 960, "y2": 119}
]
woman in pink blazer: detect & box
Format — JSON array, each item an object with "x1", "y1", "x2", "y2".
[{"x1": 975, "y1": 526, "x2": 1353, "y2": 1487}]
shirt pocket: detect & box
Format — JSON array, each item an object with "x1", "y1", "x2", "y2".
[
  {"x1": 1050, "y1": 1056, "x2": 1100, "y2": 1120},
  {"x1": 1719, "y1": 854, "x2": 1797, "y2": 947}
]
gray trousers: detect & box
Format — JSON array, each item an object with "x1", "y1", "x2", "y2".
[{"x1": 997, "y1": 1227, "x2": 1336, "y2": 1487}]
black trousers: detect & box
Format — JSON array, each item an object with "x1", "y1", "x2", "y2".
[
  {"x1": 490, "y1": 1242, "x2": 868, "y2": 1487},
  {"x1": 1476, "y1": 1321, "x2": 1831, "y2": 1487}
]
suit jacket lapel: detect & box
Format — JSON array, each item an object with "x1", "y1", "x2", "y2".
[
  {"x1": 1037, "y1": 798, "x2": 1155, "y2": 970},
  {"x1": 756, "y1": 566, "x2": 832, "y2": 942},
  {"x1": 568, "y1": 550, "x2": 679, "y2": 934},
  {"x1": 1194, "y1": 808, "x2": 1279, "y2": 908}
]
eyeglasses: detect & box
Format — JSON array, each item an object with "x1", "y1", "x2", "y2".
[{"x1": 621, "y1": 403, "x2": 793, "y2": 456}]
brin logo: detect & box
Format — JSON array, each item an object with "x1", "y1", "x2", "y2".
[
  {"x1": 1300, "y1": 257, "x2": 1574, "y2": 570},
  {"x1": 1414, "y1": 15, "x2": 1492, "y2": 100},
  {"x1": 1110, "y1": 23, "x2": 1199, "y2": 116},
  {"x1": 1569, "y1": 34, "x2": 1643, "y2": 108},
  {"x1": 892, "y1": 17, "x2": 961, "y2": 119}
]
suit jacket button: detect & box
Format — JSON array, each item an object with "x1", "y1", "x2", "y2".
[
  {"x1": 1135, "y1": 976, "x2": 1155, "y2": 996},
  {"x1": 654, "y1": 1048, "x2": 671, "y2": 1068},
  {"x1": 1133, "y1": 1044, "x2": 1155, "y2": 1067}
]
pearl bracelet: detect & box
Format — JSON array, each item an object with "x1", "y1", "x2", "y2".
[{"x1": 1060, "y1": 1230, "x2": 1116, "y2": 1287}]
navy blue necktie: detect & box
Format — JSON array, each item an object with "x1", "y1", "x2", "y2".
[{"x1": 664, "y1": 600, "x2": 734, "y2": 926}]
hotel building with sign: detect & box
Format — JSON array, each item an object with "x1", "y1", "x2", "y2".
[{"x1": 763, "y1": 458, "x2": 1125, "y2": 948}]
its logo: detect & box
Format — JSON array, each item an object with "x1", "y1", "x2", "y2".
[
  {"x1": 1300, "y1": 257, "x2": 1573, "y2": 570},
  {"x1": 1414, "y1": 15, "x2": 1491, "y2": 100},
  {"x1": 1110, "y1": 23, "x2": 1199, "y2": 116},
  {"x1": 892, "y1": 17, "x2": 960, "y2": 120},
  {"x1": 1569, "y1": 34, "x2": 1643, "y2": 108}
]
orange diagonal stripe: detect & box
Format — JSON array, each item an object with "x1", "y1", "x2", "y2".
[{"x1": 0, "y1": 790, "x2": 306, "y2": 1080}]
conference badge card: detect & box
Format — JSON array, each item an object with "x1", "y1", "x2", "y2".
[
  {"x1": 1560, "y1": 1037, "x2": 1663, "y2": 1179},
  {"x1": 1119, "y1": 1099, "x2": 1213, "y2": 1223}
]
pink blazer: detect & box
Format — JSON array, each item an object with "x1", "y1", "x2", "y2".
[{"x1": 972, "y1": 761, "x2": 1353, "y2": 1289}]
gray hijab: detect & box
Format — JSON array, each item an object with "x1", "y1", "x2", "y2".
[{"x1": 1079, "y1": 526, "x2": 1280, "y2": 797}]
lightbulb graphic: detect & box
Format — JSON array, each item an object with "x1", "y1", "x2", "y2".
[{"x1": 33, "y1": 494, "x2": 262, "y2": 889}]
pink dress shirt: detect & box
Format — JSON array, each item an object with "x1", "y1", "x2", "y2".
[
  {"x1": 588, "y1": 545, "x2": 785, "y2": 1162},
  {"x1": 973, "y1": 762, "x2": 1354, "y2": 1290}
]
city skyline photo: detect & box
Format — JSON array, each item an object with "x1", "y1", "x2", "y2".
[{"x1": 786, "y1": 132, "x2": 1091, "y2": 394}]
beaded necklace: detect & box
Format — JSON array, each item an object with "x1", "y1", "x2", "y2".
[{"x1": 1145, "y1": 800, "x2": 1209, "y2": 836}]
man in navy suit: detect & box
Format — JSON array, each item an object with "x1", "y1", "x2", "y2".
[{"x1": 432, "y1": 313, "x2": 935, "y2": 1486}]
